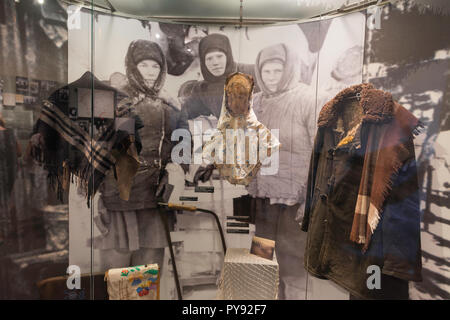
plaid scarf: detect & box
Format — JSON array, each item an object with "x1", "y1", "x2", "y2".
[
  {"x1": 350, "y1": 101, "x2": 422, "y2": 252},
  {"x1": 318, "y1": 84, "x2": 422, "y2": 251},
  {"x1": 34, "y1": 99, "x2": 118, "y2": 205},
  {"x1": 31, "y1": 72, "x2": 142, "y2": 205}
]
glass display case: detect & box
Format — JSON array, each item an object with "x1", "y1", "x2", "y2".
[{"x1": 0, "y1": 0, "x2": 449, "y2": 301}]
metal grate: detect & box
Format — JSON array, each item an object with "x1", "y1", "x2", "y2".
[{"x1": 217, "y1": 248, "x2": 279, "y2": 300}]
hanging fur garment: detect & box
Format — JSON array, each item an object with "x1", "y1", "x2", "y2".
[{"x1": 202, "y1": 72, "x2": 280, "y2": 185}]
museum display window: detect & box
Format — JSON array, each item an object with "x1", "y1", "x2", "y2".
[{"x1": 0, "y1": 0, "x2": 449, "y2": 301}]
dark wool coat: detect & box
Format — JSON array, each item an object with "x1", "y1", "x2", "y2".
[
  {"x1": 0, "y1": 128, "x2": 18, "y2": 246},
  {"x1": 301, "y1": 83, "x2": 422, "y2": 300},
  {"x1": 182, "y1": 33, "x2": 256, "y2": 119},
  {"x1": 0, "y1": 129, "x2": 18, "y2": 208}
]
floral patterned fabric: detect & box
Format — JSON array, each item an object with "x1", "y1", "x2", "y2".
[{"x1": 105, "y1": 264, "x2": 159, "y2": 300}]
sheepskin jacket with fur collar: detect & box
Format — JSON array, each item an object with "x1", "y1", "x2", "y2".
[{"x1": 301, "y1": 83, "x2": 422, "y2": 300}]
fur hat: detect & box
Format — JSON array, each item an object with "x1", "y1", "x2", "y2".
[
  {"x1": 199, "y1": 34, "x2": 236, "y2": 82},
  {"x1": 125, "y1": 40, "x2": 167, "y2": 97}
]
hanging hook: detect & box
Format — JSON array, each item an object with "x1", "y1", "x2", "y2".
[{"x1": 239, "y1": 0, "x2": 243, "y2": 28}]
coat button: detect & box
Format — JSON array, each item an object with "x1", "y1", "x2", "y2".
[{"x1": 320, "y1": 194, "x2": 327, "y2": 201}]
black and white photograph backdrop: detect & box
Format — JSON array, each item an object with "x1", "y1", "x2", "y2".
[
  {"x1": 41, "y1": 0, "x2": 447, "y2": 301},
  {"x1": 0, "y1": 0, "x2": 449, "y2": 301},
  {"x1": 363, "y1": 1, "x2": 450, "y2": 300},
  {"x1": 67, "y1": 8, "x2": 366, "y2": 300}
]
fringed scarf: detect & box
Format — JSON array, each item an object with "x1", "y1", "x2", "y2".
[
  {"x1": 32, "y1": 74, "x2": 140, "y2": 206},
  {"x1": 33, "y1": 100, "x2": 117, "y2": 205},
  {"x1": 318, "y1": 83, "x2": 422, "y2": 251}
]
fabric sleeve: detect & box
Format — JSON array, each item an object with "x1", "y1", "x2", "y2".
[
  {"x1": 302, "y1": 89, "x2": 319, "y2": 151},
  {"x1": 176, "y1": 104, "x2": 190, "y2": 131},
  {"x1": 301, "y1": 128, "x2": 322, "y2": 232},
  {"x1": 380, "y1": 145, "x2": 423, "y2": 282},
  {"x1": 134, "y1": 115, "x2": 143, "y2": 154},
  {"x1": 182, "y1": 86, "x2": 209, "y2": 120},
  {"x1": 175, "y1": 105, "x2": 192, "y2": 168}
]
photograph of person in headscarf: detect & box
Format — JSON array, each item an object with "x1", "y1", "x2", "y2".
[
  {"x1": 246, "y1": 43, "x2": 317, "y2": 300},
  {"x1": 182, "y1": 33, "x2": 256, "y2": 120},
  {"x1": 94, "y1": 40, "x2": 189, "y2": 274}
]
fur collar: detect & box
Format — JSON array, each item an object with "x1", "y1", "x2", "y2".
[{"x1": 318, "y1": 83, "x2": 396, "y2": 128}]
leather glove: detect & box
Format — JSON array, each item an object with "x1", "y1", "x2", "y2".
[
  {"x1": 155, "y1": 170, "x2": 174, "y2": 203},
  {"x1": 193, "y1": 164, "x2": 215, "y2": 184}
]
